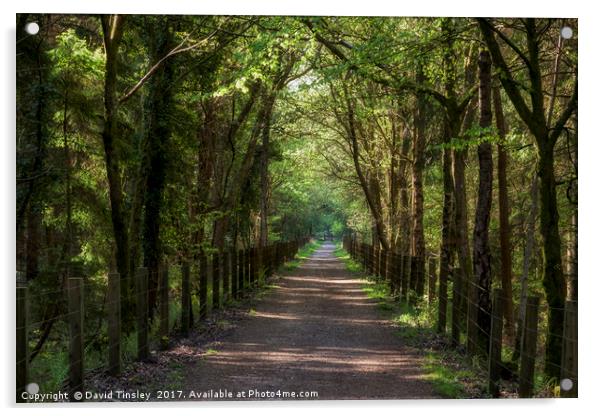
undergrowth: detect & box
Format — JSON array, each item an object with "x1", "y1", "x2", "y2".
[
  {"x1": 29, "y1": 240, "x2": 320, "y2": 395},
  {"x1": 334, "y1": 242, "x2": 487, "y2": 399},
  {"x1": 283, "y1": 239, "x2": 321, "y2": 271}
]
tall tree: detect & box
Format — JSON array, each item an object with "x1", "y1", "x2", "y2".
[
  {"x1": 141, "y1": 17, "x2": 176, "y2": 316},
  {"x1": 479, "y1": 18, "x2": 577, "y2": 378},
  {"x1": 492, "y1": 83, "x2": 516, "y2": 339},
  {"x1": 410, "y1": 61, "x2": 427, "y2": 283},
  {"x1": 100, "y1": 15, "x2": 129, "y2": 317},
  {"x1": 471, "y1": 48, "x2": 494, "y2": 355},
  {"x1": 16, "y1": 14, "x2": 51, "y2": 276}
]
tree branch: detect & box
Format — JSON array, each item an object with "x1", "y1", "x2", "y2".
[
  {"x1": 118, "y1": 29, "x2": 219, "y2": 105},
  {"x1": 550, "y1": 80, "x2": 577, "y2": 143},
  {"x1": 478, "y1": 18, "x2": 535, "y2": 132}
]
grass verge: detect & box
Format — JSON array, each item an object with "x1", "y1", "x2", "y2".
[
  {"x1": 282, "y1": 239, "x2": 321, "y2": 271},
  {"x1": 333, "y1": 243, "x2": 487, "y2": 399}
]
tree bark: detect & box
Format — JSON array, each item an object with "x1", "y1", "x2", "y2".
[
  {"x1": 492, "y1": 83, "x2": 516, "y2": 340},
  {"x1": 100, "y1": 15, "x2": 130, "y2": 323},
  {"x1": 478, "y1": 18, "x2": 575, "y2": 378},
  {"x1": 211, "y1": 81, "x2": 263, "y2": 250},
  {"x1": 538, "y1": 142, "x2": 567, "y2": 377},
  {"x1": 192, "y1": 97, "x2": 220, "y2": 254},
  {"x1": 513, "y1": 172, "x2": 538, "y2": 361},
  {"x1": 17, "y1": 14, "x2": 50, "y2": 273},
  {"x1": 259, "y1": 99, "x2": 272, "y2": 247},
  {"x1": 454, "y1": 43, "x2": 478, "y2": 327},
  {"x1": 142, "y1": 17, "x2": 175, "y2": 318},
  {"x1": 411, "y1": 63, "x2": 426, "y2": 261},
  {"x1": 472, "y1": 49, "x2": 494, "y2": 355},
  {"x1": 344, "y1": 84, "x2": 390, "y2": 251}
]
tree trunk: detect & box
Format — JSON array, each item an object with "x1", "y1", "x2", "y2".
[
  {"x1": 438, "y1": 144, "x2": 454, "y2": 332},
  {"x1": 192, "y1": 97, "x2": 219, "y2": 254},
  {"x1": 438, "y1": 18, "x2": 459, "y2": 332},
  {"x1": 454, "y1": 45, "x2": 477, "y2": 329},
  {"x1": 25, "y1": 205, "x2": 41, "y2": 280},
  {"x1": 411, "y1": 63, "x2": 426, "y2": 261},
  {"x1": 100, "y1": 15, "x2": 130, "y2": 324},
  {"x1": 513, "y1": 172, "x2": 538, "y2": 361},
  {"x1": 17, "y1": 14, "x2": 50, "y2": 273},
  {"x1": 479, "y1": 18, "x2": 575, "y2": 378},
  {"x1": 259, "y1": 100, "x2": 272, "y2": 247},
  {"x1": 472, "y1": 49, "x2": 494, "y2": 355},
  {"x1": 566, "y1": 108, "x2": 577, "y2": 304},
  {"x1": 399, "y1": 128, "x2": 412, "y2": 256},
  {"x1": 142, "y1": 17, "x2": 175, "y2": 318},
  {"x1": 128, "y1": 161, "x2": 147, "y2": 278},
  {"x1": 538, "y1": 142, "x2": 567, "y2": 378},
  {"x1": 343, "y1": 83, "x2": 390, "y2": 251},
  {"x1": 566, "y1": 211, "x2": 577, "y2": 301},
  {"x1": 388, "y1": 111, "x2": 401, "y2": 250},
  {"x1": 492, "y1": 84, "x2": 516, "y2": 340},
  {"x1": 212, "y1": 81, "x2": 264, "y2": 251}
]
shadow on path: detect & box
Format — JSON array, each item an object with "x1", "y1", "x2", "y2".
[{"x1": 183, "y1": 242, "x2": 438, "y2": 400}]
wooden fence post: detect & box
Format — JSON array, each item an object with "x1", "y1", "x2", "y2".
[
  {"x1": 380, "y1": 249, "x2": 389, "y2": 282},
  {"x1": 232, "y1": 249, "x2": 239, "y2": 299},
  {"x1": 223, "y1": 251, "x2": 231, "y2": 302},
  {"x1": 264, "y1": 243, "x2": 270, "y2": 276},
  {"x1": 107, "y1": 272, "x2": 121, "y2": 376},
  {"x1": 268, "y1": 245, "x2": 274, "y2": 280},
  {"x1": 385, "y1": 250, "x2": 392, "y2": 292},
  {"x1": 250, "y1": 247, "x2": 256, "y2": 287},
  {"x1": 67, "y1": 277, "x2": 84, "y2": 400},
  {"x1": 488, "y1": 289, "x2": 503, "y2": 398},
  {"x1": 394, "y1": 253, "x2": 402, "y2": 297},
  {"x1": 237, "y1": 249, "x2": 244, "y2": 298},
  {"x1": 451, "y1": 268, "x2": 462, "y2": 345},
  {"x1": 405, "y1": 255, "x2": 412, "y2": 301},
  {"x1": 136, "y1": 267, "x2": 149, "y2": 360},
  {"x1": 437, "y1": 261, "x2": 448, "y2": 334},
  {"x1": 243, "y1": 249, "x2": 249, "y2": 290},
  {"x1": 258, "y1": 246, "x2": 264, "y2": 283},
  {"x1": 363, "y1": 244, "x2": 368, "y2": 272},
  {"x1": 199, "y1": 254, "x2": 208, "y2": 319},
  {"x1": 159, "y1": 265, "x2": 169, "y2": 350},
  {"x1": 181, "y1": 262, "x2": 191, "y2": 336},
  {"x1": 408, "y1": 256, "x2": 417, "y2": 298},
  {"x1": 519, "y1": 295, "x2": 540, "y2": 398},
  {"x1": 415, "y1": 256, "x2": 426, "y2": 298},
  {"x1": 212, "y1": 252, "x2": 220, "y2": 311},
  {"x1": 428, "y1": 258, "x2": 437, "y2": 304},
  {"x1": 16, "y1": 274, "x2": 28, "y2": 403},
  {"x1": 399, "y1": 255, "x2": 406, "y2": 301},
  {"x1": 560, "y1": 299, "x2": 578, "y2": 398},
  {"x1": 466, "y1": 277, "x2": 479, "y2": 355},
  {"x1": 402, "y1": 255, "x2": 411, "y2": 303}
]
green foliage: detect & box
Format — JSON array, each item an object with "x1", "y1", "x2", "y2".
[
  {"x1": 18, "y1": 15, "x2": 576, "y2": 398},
  {"x1": 283, "y1": 240, "x2": 321, "y2": 270},
  {"x1": 433, "y1": 125, "x2": 500, "y2": 151},
  {"x1": 423, "y1": 353, "x2": 472, "y2": 398}
]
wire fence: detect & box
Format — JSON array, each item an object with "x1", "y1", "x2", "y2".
[
  {"x1": 16, "y1": 238, "x2": 310, "y2": 403},
  {"x1": 342, "y1": 235, "x2": 578, "y2": 398}
]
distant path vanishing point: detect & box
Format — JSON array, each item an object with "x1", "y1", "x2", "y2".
[{"x1": 184, "y1": 242, "x2": 439, "y2": 400}]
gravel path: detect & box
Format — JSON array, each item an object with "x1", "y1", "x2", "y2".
[{"x1": 183, "y1": 242, "x2": 438, "y2": 400}]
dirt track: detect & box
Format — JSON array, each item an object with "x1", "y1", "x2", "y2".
[{"x1": 183, "y1": 242, "x2": 438, "y2": 400}]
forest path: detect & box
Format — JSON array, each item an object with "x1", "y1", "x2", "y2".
[{"x1": 183, "y1": 242, "x2": 438, "y2": 400}]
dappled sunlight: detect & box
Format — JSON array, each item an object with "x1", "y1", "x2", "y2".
[
  {"x1": 184, "y1": 242, "x2": 436, "y2": 399},
  {"x1": 252, "y1": 311, "x2": 301, "y2": 321}
]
